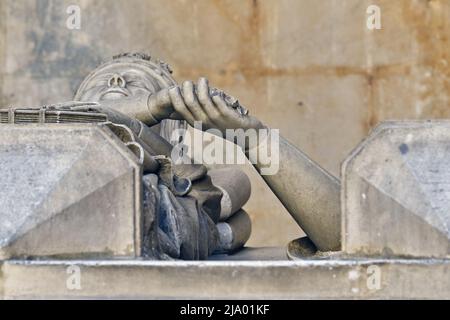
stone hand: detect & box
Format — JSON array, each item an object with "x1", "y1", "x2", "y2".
[{"x1": 165, "y1": 78, "x2": 266, "y2": 139}]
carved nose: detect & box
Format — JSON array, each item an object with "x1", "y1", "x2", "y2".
[{"x1": 108, "y1": 74, "x2": 126, "y2": 88}]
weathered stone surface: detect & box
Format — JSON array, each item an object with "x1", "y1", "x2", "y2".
[
  {"x1": 1, "y1": 258, "x2": 449, "y2": 299},
  {"x1": 342, "y1": 121, "x2": 450, "y2": 258},
  {"x1": 1, "y1": 0, "x2": 450, "y2": 247},
  {"x1": 0, "y1": 124, "x2": 143, "y2": 259}
]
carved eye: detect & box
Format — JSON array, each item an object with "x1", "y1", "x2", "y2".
[{"x1": 126, "y1": 80, "x2": 148, "y2": 89}]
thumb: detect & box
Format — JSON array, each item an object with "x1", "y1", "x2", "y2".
[{"x1": 147, "y1": 88, "x2": 176, "y2": 120}]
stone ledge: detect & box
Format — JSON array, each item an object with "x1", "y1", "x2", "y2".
[{"x1": 1, "y1": 256, "x2": 449, "y2": 299}]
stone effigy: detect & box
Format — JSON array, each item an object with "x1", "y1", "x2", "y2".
[
  {"x1": 73, "y1": 52, "x2": 341, "y2": 254},
  {"x1": 0, "y1": 52, "x2": 342, "y2": 260},
  {"x1": 1, "y1": 53, "x2": 448, "y2": 299}
]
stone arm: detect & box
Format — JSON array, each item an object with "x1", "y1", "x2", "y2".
[{"x1": 246, "y1": 132, "x2": 341, "y2": 252}]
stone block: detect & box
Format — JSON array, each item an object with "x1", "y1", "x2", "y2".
[
  {"x1": 342, "y1": 121, "x2": 450, "y2": 258},
  {"x1": 0, "y1": 124, "x2": 142, "y2": 259}
]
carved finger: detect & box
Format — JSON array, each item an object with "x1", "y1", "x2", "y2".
[
  {"x1": 211, "y1": 94, "x2": 236, "y2": 119},
  {"x1": 168, "y1": 86, "x2": 195, "y2": 124},
  {"x1": 147, "y1": 88, "x2": 174, "y2": 121},
  {"x1": 197, "y1": 77, "x2": 221, "y2": 122},
  {"x1": 182, "y1": 80, "x2": 207, "y2": 122}
]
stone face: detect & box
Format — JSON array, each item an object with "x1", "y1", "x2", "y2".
[
  {"x1": 342, "y1": 121, "x2": 450, "y2": 258},
  {"x1": 0, "y1": 124, "x2": 143, "y2": 259}
]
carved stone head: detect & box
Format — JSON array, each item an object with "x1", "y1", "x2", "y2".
[
  {"x1": 74, "y1": 53, "x2": 176, "y2": 102},
  {"x1": 74, "y1": 53, "x2": 184, "y2": 142}
]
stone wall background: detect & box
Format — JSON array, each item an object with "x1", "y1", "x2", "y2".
[{"x1": 0, "y1": 0, "x2": 449, "y2": 247}]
